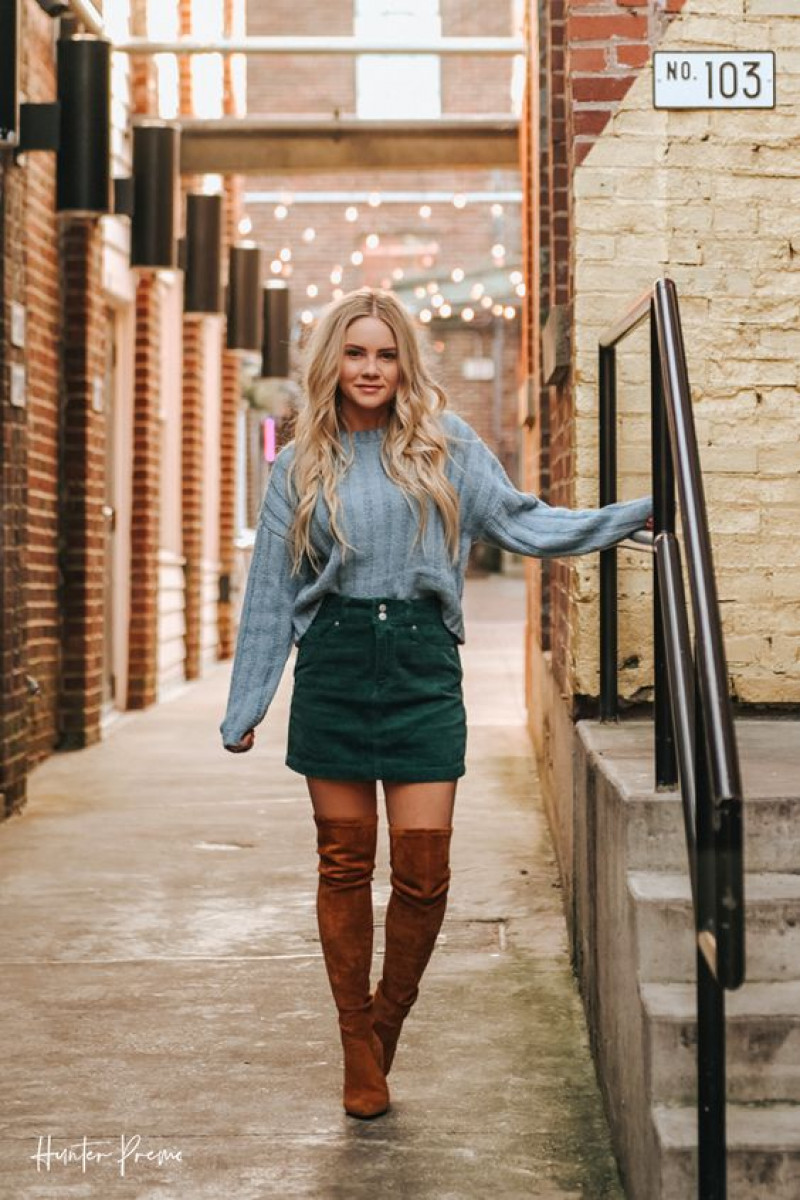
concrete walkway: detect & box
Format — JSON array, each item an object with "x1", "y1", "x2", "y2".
[{"x1": 0, "y1": 575, "x2": 623, "y2": 1199}]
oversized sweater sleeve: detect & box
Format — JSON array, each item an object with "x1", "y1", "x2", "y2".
[
  {"x1": 219, "y1": 450, "x2": 303, "y2": 748},
  {"x1": 460, "y1": 419, "x2": 652, "y2": 557}
]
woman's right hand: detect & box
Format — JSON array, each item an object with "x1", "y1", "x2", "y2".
[{"x1": 225, "y1": 730, "x2": 255, "y2": 754}]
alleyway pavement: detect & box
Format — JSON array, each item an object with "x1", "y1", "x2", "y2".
[{"x1": 0, "y1": 574, "x2": 623, "y2": 1200}]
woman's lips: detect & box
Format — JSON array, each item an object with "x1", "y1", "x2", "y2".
[{"x1": 356, "y1": 385, "x2": 382, "y2": 392}]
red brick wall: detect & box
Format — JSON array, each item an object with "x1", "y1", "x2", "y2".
[
  {"x1": 182, "y1": 317, "x2": 206, "y2": 680},
  {"x1": 521, "y1": 0, "x2": 687, "y2": 697},
  {"x1": 127, "y1": 276, "x2": 162, "y2": 709},
  {"x1": 58, "y1": 219, "x2": 107, "y2": 749},
  {"x1": 247, "y1": 0, "x2": 354, "y2": 116}
]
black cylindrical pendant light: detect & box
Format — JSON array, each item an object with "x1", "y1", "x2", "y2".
[
  {"x1": 184, "y1": 193, "x2": 223, "y2": 314},
  {"x1": 56, "y1": 35, "x2": 111, "y2": 214},
  {"x1": 227, "y1": 244, "x2": 262, "y2": 351},
  {"x1": 131, "y1": 122, "x2": 180, "y2": 268},
  {"x1": 0, "y1": 0, "x2": 20, "y2": 146},
  {"x1": 261, "y1": 281, "x2": 290, "y2": 378}
]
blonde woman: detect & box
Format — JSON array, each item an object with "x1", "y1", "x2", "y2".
[{"x1": 220, "y1": 287, "x2": 651, "y2": 1120}]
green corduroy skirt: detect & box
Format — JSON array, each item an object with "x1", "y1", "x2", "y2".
[{"x1": 286, "y1": 594, "x2": 467, "y2": 782}]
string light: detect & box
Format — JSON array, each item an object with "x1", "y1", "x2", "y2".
[
  {"x1": 351, "y1": 250, "x2": 364, "y2": 266},
  {"x1": 414, "y1": 286, "x2": 426, "y2": 298},
  {"x1": 306, "y1": 284, "x2": 319, "y2": 298},
  {"x1": 491, "y1": 203, "x2": 504, "y2": 216},
  {"x1": 283, "y1": 264, "x2": 294, "y2": 277},
  {"x1": 516, "y1": 283, "x2": 526, "y2": 297},
  {"x1": 302, "y1": 227, "x2": 316, "y2": 243},
  {"x1": 345, "y1": 206, "x2": 359, "y2": 222},
  {"x1": 470, "y1": 283, "x2": 484, "y2": 300},
  {"x1": 431, "y1": 294, "x2": 444, "y2": 309},
  {"x1": 330, "y1": 266, "x2": 343, "y2": 284},
  {"x1": 238, "y1": 216, "x2": 252, "y2": 235},
  {"x1": 368, "y1": 192, "x2": 382, "y2": 208},
  {"x1": 419, "y1": 309, "x2": 432, "y2": 324},
  {"x1": 439, "y1": 303, "x2": 452, "y2": 318},
  {"x1": 509, "y1": 270, "x2": 523, "y2": 285},
  {"x1": 491, "y1": 243, "x2": 506, "y2": 260},
  {"x1": 279, "y1": 247, "x2": 292, "y2": 262},
  {"x1": 333, "y1": 287, "x2": 344, "y2": 300},
  {"x1": 274, "y1": 205, "x2": 288, "y2": 220},
  {"x1": 270, "y1": 259, "x2": 282, "y2": 274},
  {"x1": 480, "y1": 295, "x2": 493, "y2": 309},
  {"x1": 504, "y1": 306, "x2": 516, "y2": 320},
  {"x1": 421, "y1": 254, "x2": 434, "y2": 268},
  {"x1": 462, "y1": 307, "x2": 475, "y2": 322},
  {"x1": 301, "y1": 310, "x2": 314, "y2": 325},
  {"x1": 392, "y1": 267, "x2": 405, "y2": 281},
  {"x1": 492, "y1": 303, "x2": 504, "y2": 317},
  {"x1": 426, "y1": 281, "x2": 438, "y2": 295},
  {"x1": 365, "y1": 233, "x2": 380, "y2": 250},
  {"x1": 419, "y1": 205, "x2": 432, "y2": 219},
  {"x1": 452, "y1": 194, "x2": 466, "y2": 209},
  {"x1": 451, "y1": 268, "x2": 464, "y2": 283}
]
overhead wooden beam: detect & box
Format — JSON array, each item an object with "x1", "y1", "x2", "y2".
[{"x1": 174, "y1": 117, "x2": 521, "y2": 175}]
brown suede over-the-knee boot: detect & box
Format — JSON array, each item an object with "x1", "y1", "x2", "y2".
[
  {"x1": 314, "y1": 815, "x2": 389, "y2": 1118},
  {"x1": 372, "y1": 826, "x2": 452, "y2": 1075}
]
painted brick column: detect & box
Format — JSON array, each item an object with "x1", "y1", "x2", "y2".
[
  {"x1": 182, "y1": 317, "x2": 206, "y2": 680},
  {"x1": 58, "y1": 218, "x2": 107, "y2": 749},
  {"x1": 127, "y1": 275, "x2": 162, "y2": 708}
]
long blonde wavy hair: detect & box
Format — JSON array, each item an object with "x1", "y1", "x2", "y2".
[{"x1": 286, "y1": 288, "x2": 460, "y2": 576}]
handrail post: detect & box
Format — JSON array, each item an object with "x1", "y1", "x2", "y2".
[
  {"x1": 651, "y1": 303, "x2": 678, "y2": 788},
  {"x1": 599, "y1": 343, "x2": 618, "y2": 720}
]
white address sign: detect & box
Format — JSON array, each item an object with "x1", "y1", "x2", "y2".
[{"x1": 653, "y1": 51, "x2": 775, "y2": 110}]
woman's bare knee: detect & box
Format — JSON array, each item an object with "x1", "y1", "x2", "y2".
[
  {"x1": 306, "y1": 777, "x2": 378, "y2": 821},
  {"x1": 382, "y1": 780, "x2": 457, "y2": 828}
]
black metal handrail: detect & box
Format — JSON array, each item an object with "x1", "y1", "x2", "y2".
[{"x1": 598, "y1": 278, "x2": 745, "y2": 1200}]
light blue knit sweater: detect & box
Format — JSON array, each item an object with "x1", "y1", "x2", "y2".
[{"x1": 220, "y1": 411, "x2": 652, "y2": 746}]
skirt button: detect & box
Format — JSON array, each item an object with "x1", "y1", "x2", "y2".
[{"x1": 378, "y1": 612, "x2": 387, "y2": 621}]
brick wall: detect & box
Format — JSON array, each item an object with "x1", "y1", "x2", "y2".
[{"x1": 571, "y1": 0, "x2": 800, "y2": 705}]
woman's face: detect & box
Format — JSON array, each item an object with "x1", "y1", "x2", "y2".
[{"x1": 337, "y1": 316, "x2": 399, "y2": 432}]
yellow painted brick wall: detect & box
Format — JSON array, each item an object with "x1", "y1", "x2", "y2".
[{"x1": 571, "y1": 0, "x2": 800, "y2": 705}]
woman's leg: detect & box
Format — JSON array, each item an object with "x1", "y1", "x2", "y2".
[
  {"x1": 373, "y1": 780, "x2": 458, "y2": 1073},
  {"x1": 305, "y1": 777, "x2": 388, "y2": 1118}
]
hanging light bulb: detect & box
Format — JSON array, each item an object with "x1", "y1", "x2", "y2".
[
  {"x1": 461, "y1": 307, "x2": 475, "y2": 322},
  {"x1": 414, "y1": 286, "x2": 426, "y2": 299},
  {"x1": 452, "y1": 194, "x2": 466, "y2": 209},
  {"x1": 516, "y1": 283, "x2": 526, "y2": 297},
  {"x1": 440, "y1": 303, "x2": 452, "y2": 318},
  {"x1": 504, "y1": 306, "x2": 516, "y2": 320},
  {"x1": 345, "y1": 206, "x2": 359, "y2": 222},
  {"x1": 238, "y1": 216, "x2": 253, "y2": 235},
  {"x1": 419, "y1": 309, "x2": 432, "y2": 323},
  {"x1": 307, "y1": 284, "x2": 318, "y2": 298},
  {"x1": 270, "y1": 259, "x2": 282, "y2": 274},
  {"x1": 274, "y1": 204, "x2": 288, "y2": 220},
  {"x1": 302, "y1": 227, "x2": 316, "y2": 243},
  {"x1": 301, "y1": 310, "x2": 314, "y2": 325},
  {"x1": 491, "y1": 243, "x2": 506, "y2": 260},
  {"x1": 426, "y1": 281, "x2": 438, "y2": 295},
  {"x1": 419, "y1": 205, "x2": 432, "y2": 219},
  {"x1": 330, "y1": 266, "x2": 343, "y2": 284},
  {"x1": 491, "y1": 203, "x2": 503, "y2": 217},
  {"x1": 470, "y1": 283, "x2": 484, "y2": 300},
  {"x1": 492, "y1": 303, "x2": 504, "y2": 317},
  {"x1": 365, "y1": 233, "x2": 380, "y2": 250},
  {"x1": 480, "y1": 295, "x2": 493, "y2": 309},
  {"x1": 392, "y1": 267, "x2": 404, "y2": 281},
  {"x1": 351, "y1": 250, "x2": 364, "y2": 266},
  {"x1": 368, "y1": 192, "x2": 382, "y2": 208},
  {"x1": 451, "y1": 268, "x2": 464, "y2": 283},
  {"x1": 279, "y1": 247, "x2": 292, "y2": 262},
  {"x1": 283, "y1": 264, "x2": 294, "y2": 277},
  {"x1": 509, "y1": 270, "x2": 523, "y2": 285},
  {"x1": 431, "y1": 293, "x2": 444, "y2": 309}
]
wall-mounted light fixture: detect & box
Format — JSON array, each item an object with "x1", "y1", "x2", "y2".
[
  {"x1": 261, "y1": 281, "x2": 290, "y2": 378},
  {"x1": 130, "y1": 122, "x2": 179, "y2": 268},
  {"x1": 56, "y1": 34, "x2": 111, "y2": 214},
  {"x1": 227, "y1": 244, "x2": 262, "y2": 351},
  {"x1": 184, "y1": 193, "x2": 223, "y2": 314},
  {"x1": 0, "y1": 1, "x2": 21, "y2": 146}
]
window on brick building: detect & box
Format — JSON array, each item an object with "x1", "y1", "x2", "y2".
[{"x1": 355, "y1": 0, "x2": 441, "y2": 119}]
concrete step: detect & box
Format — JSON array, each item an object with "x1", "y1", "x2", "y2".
[
  {"x1": 629, "y1": 871, "x2": 800, "y2": 983},
  {"x1": 626, "y1": 792, "x2": 800, "y2": 875},
  {"x1": 653, "y1": 1103, "x2": 800, "y2": 1200},
  {"x1": 642, "y1": 981, "x2": 800, "y2": 1105}
]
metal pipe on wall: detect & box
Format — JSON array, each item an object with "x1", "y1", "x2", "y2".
[
  {"x1": 115, "y1": 36, "x2": 525, "y2": 56},
  {"x1": 67, "y1": 0, "x2": 104, "y2": 37}
]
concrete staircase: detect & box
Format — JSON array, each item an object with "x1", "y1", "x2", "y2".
[{"x1": 575, "y1": 719, "x2": 800, "y2": 1200}]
